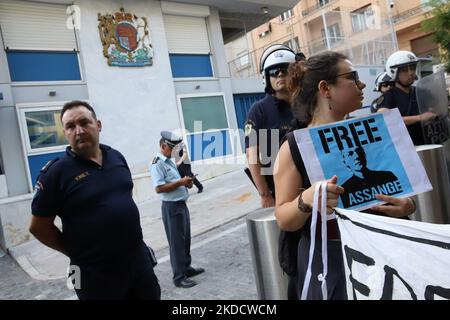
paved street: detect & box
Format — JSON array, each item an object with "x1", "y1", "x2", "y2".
[
  {"x1": 0, "y1": 169, "x2": 260, "y2": 300},
  {"x1": 0, "y1": 215, "x2": 257, "y2": 300}
]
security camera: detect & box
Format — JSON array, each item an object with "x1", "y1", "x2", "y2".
[{"x1": 388, "y1": 0, "x2": 394, "y2": 8}]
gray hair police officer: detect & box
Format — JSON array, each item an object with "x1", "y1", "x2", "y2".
[{"x1": 150, "y1": 131, "x2": 205, "y2": 288}]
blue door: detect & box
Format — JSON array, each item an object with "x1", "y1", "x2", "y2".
[{"x1": 233, "y1": 93, "x2": 265, "y2": 152}]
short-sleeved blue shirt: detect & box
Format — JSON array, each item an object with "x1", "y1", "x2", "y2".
[
  {"x1": 31, "y1": 144, "x2": 143, "y2": 270},
  {"x1": 244, "y1": 94, "x2": 294, "y2": 167},
  {"x1": 150, "y1": 152, "x2": 189, "y2": 202}
]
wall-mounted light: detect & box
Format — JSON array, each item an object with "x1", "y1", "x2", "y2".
[
  {"x1": 261, "y1": 6, "x2": 269, "y2": 14},
  {"x1": 195, "y1": 85, "x2": 200, "y2": 90},
  {"x1": 49, "y1": 91, "x2": 56, "y2": 97}
]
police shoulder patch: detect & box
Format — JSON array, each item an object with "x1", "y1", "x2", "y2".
[
  {"x1": 152, "y1": 156, "x2": 160, "y2": 165},
  {"x1": 40, "y1": 158, "x2": 59, "y2": 173}
]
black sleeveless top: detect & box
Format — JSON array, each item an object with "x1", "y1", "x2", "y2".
[{"x1": 285, "y1": 130, "x2": 341, "y2": 240}]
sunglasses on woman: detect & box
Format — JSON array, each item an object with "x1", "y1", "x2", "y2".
[{"x1": 329, "y1": 70, "x2": 361, "y2": 86}]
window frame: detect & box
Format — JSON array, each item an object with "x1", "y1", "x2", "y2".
[
  {"x1": 176, "y1": 92, "x2": 234, "y2": 162},
  {"x1": 279, "y1": 9, "x2": 294, "y2": 22},
  {"x1": 7, "y1": 50, "x2": 85, "y2": 86},
  {"x1": 16, "y1": 101, "x2": 70, "y2": 155}
]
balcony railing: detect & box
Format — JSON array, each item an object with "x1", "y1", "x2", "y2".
[
  {"x1": 302, "y1": 0, "x2": 337, "y2": 17},
  {"x1": 392, "y1": 4, "x2": 431, "y2": 24}
]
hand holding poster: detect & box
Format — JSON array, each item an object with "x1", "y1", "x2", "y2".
[
  {"x1": 336, "y1": 208, "x2": 450, "y2": 300},
  {"x1": 294, "y1": 109, "x2": 432, "y2": 210}
]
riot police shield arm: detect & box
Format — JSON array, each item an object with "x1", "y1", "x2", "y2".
[
  {"x1": 246, "y1": 145, "x2": 274, "y2": 208},
  {"x1": 377, "y1": 107, "x2": 421, "y2": 125},
  {"x1": 29, "y1": 215, "x2": 68, "y2": 256}
]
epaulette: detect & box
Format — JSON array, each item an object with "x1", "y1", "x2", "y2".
[
  {"x1": 40, "y1": 158, "x2": 59, "y2": 174},
  {"x1": 152, "y1": 156, "x2": 160, "y2": 165}
]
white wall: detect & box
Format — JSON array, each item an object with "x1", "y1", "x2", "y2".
[{"x1": 75, "y1": 0, "x2": 180, "y2": 174}]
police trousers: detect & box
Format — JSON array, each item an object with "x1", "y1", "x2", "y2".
[
  {"x1": 74, "y1": 242, "x2": 161, "y2": 300},
  {"x1": 161, "y1": 200, "x2": 192, "y2": 284}
]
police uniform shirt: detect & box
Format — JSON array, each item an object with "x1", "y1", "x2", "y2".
[
  {"x1": 378, "y1": 86, "x2": 425, "y2": 145},
  {"x1": 150, "y1": 152, "x2": 189, "y2": 202},
  {"x1": 31, "y1": 144, "x2": 144, "y2": 270},
  {"x1": 244, "y1": 94, "x2": 293, "y2": 167}
]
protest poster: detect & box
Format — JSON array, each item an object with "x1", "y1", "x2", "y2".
[
  {"x1": 294, "y1": 109, "x2": 432, "y2": 210},
  {"x1": 416, "y1": 70, "x2": 450, "y2": 144},
  {"x1": 335, "y1": 208, "x2": 450, "y2": 300}
]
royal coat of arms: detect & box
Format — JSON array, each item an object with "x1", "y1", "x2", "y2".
[{"x1": 98, "y1": 8, "x2": 153, "y2": 67}]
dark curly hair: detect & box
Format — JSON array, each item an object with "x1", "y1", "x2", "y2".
[{"x1": 287, "y1": 51, "x2": 348, "y2": 125}]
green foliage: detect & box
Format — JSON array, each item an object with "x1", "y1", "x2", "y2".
[{"x1": 421, "y1": 0, "x2": 450, "y2": 72}]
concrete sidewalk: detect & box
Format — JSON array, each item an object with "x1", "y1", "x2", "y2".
[{"x1": 7, "y1": 168, "x2": 260, "y2": 281}]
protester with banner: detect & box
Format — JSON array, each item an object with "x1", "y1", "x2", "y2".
[{"x1": 273, "y1": 51, "x2": 417, "y2": 300}]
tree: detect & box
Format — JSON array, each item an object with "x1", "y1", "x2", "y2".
[{"x1": 421, "y1": 0, "x2": 450, "y2": 72}]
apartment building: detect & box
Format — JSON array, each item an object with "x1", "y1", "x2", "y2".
[{"x1": 227, "y1": 0, "x2": 438, "y2": 79}]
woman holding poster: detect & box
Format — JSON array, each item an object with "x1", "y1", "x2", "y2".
[{"x1": 274, "y1": 51, "x2": 416, "y2": 300}]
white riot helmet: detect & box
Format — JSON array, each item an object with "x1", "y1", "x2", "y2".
[
  {"x1": 260, "y1": 44, "x2": 296, "y2": 93},
  {"x1": 374, "y1": 71, "x2": 393, "y2": 92},
  {"x1": 385, "y1": 50, "x2": 419, "y2": 81}
]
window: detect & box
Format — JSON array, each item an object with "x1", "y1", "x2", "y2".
[
  {"x1": 237, "y1": 51, "x2": 250, "y2": 69},
  {"x1": 318, "y1": 0, "x2": 331, "y2": 7},
  {"x1": 17, "y1": 103, "x2": 68, "y2": 190},
  {"x1": 163, "y1": 15, "x2": 213, "y2": 78},
  {"x1": 351, "y1": 6, "x2": 375, "y2": 33},
  {"x1": 178, "y1": 94, "x2": 232, "y2": 161},
  {"x1": 20, "y1": 108, "x2": 67, "y2": 152},
  {"x1": 279, "y1": 9, "x2": 294, "y2": 22},
  {"x1": 180, "y1": 95, "x2": 228, "y2": 133},
  {"x1": 283, "y1": 37, "x2": 300, "y2": 52},
  {"x1": 0, "y1": 0, "x2": 81, "y2": 82},
  {"x1": 321, "y1": 24, "x2": 341, "y2": 47}
]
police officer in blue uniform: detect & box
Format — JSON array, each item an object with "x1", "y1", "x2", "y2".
[
  {"x1": 245, "y1": 44, "x2": 300, "y2": 300},
  {"x1": 244, "y1": 44, "x2": 297, "y2": 208},
  {"x1": 30, "y1": 101, "x2": 160, "y2": 300},
  {"x1": 151, "y1": 131, "x2": 205, "y2": 288},
  {"x1": 377, "y1": 51, "x2": 435, "y2": 145}
]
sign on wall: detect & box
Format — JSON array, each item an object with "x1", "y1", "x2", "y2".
[
  {"x1": 98, "y1": 7, "x2": 153, "y2": 67},
  {"x1": 294, "y1": 109, "x2": 432, "y2": 210},
  {"x1": 336, "y1": 208, "x2": 450, "y2": 300}
]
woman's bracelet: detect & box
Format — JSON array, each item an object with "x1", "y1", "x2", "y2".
[{"x1": 298, "y1": 188, "x2": 312, "y2": 213}]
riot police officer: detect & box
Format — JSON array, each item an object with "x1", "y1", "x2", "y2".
[
  {"x1": 370, "y1": 71, "x2": 394, "y2": 113},
  {"x1": 244, "y1": 44, "x2": 297, "y2": 208},
  {"x1": 377, "y1": 50, "x2": 434, "y2": 145}
]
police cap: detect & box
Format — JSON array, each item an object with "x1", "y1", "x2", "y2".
[{"x1": 161, "y1": 131, "x2": 182, "y2": 148}]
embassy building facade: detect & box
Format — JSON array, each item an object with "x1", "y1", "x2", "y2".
[{"x1": 0, "y1": 0, "x2": 297, "y2": 250}]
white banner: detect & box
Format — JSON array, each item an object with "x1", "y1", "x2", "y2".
[{"x1": 336, "y1": 208, "x2": 450, "y2": 300}]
